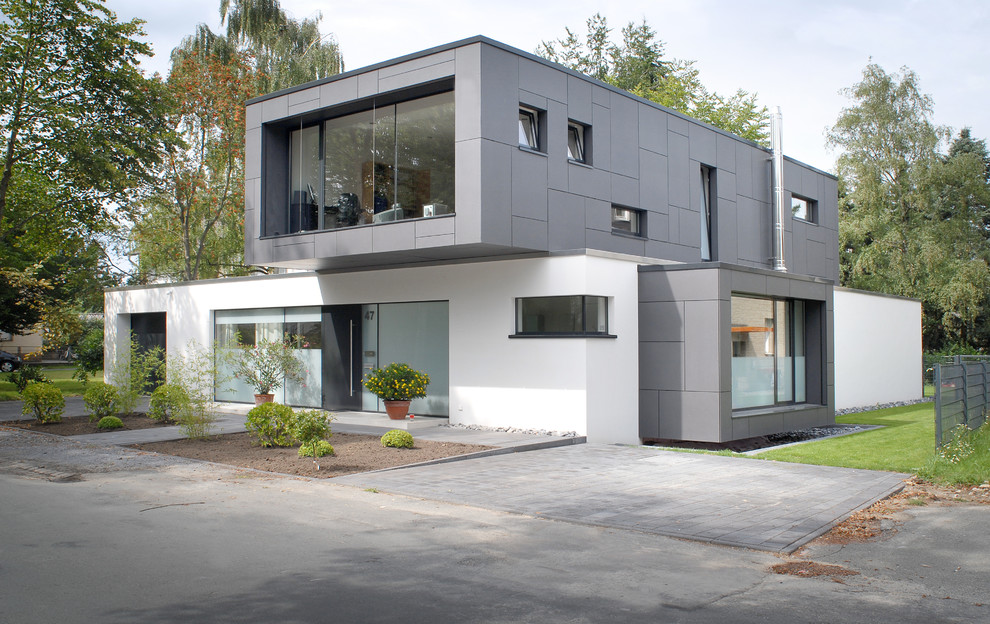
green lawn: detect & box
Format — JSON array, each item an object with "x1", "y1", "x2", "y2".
[
  {"x1": 0, "y1": 365, "x2": 100, "y2": 400},
  {"x1": 755, "y1": 403, "x2": 937, "y2": 474}
]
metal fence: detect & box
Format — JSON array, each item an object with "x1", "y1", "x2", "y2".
[{"x1": 934, "y1": 356, "x2": 990, "y2": 446}]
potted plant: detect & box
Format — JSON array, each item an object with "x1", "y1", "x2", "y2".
[
  {"x1": 234, "y1": 336, "x2": 305, "y2": 405},
  {"x1": 362, "y1": 362, "x2": 430, "y2": 420}
]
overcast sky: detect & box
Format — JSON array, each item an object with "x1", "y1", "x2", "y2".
[{"x1": 104, "y1": 0, "x2": 990, "y2": 171}]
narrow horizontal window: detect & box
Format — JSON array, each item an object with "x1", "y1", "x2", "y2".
[
  {"x1": 514, "y1": 295, "x2": 610, "y2": 336},
  {"x1": 567, "y1": 121, "x2": 587, "y2": 163},
  {"x1": 518, "y1": 107, "x2": 540, "y2": 150},
  {"x1": 611, "y1": 206, "x2": 644, "y2": 236}
]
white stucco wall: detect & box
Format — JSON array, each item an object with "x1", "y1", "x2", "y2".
[
  {"x1": 833, "y1": 287, "x2": 922, "y2": 409},
  {"x1": 104, "y1": 253, "x2": 642, "y2": 444}
]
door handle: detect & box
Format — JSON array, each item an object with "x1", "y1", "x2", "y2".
[{"x1": 349, "y1": 320, "x2": 354, "y2": 396}]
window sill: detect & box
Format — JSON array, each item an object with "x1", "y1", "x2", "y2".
[
  {"x1": 792, "y1": 217, "x2": 818, "y2": 226},
  {"x1": 509, "y1": 333, "x2": 617, "y2": 339},
  {"x1": 518, "y1": 146, "x2": 547, "y2": 157},
  {"x1": 731, "y1": 403, "x2": 825, "y2": 418},
  {"x1": 611, "y1": 229, "x2": 644, "y2": 240},
  {"x1": 568, "y1": 159, "x2": 592, "y2": 169}
]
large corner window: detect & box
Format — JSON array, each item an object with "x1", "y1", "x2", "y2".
[
  {"x1": 278, "y1": 90, "x2": 455, "y2": 235},
  {"x1": 513, "y1": 296, "x2": 611, "y2": 337},
  {"x1": 731, "y1": 295, "x2": 806, "y2": 409},
  {"x1": 700, "y1": 165, "x2": 715, "y2": 261}
]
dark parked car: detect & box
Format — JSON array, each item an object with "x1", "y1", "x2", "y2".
[{"x1": 0, "y1": 350, "x2": 22, "y2": 372}]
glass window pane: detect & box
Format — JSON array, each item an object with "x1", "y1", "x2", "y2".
[
  {"x1": 567, "y1": 123, "x2": 584, "y2": 161},
  {"x1": 324, "y1": 109, "x2": 375, "y2": 229},
  {"x1": 731, "y1": 295, "x2": 775, "y2": 409},
  {"x1": 516, "y1": 296, "x2": 607, "y2": 335},
  {"x1": 584, "y1": 296, "x2": 607, "y2": 333},
  {"x1": 700, "y1": 166, "x2": 713, "y2": 261},
  {"x1": 395, "y1": 92, "x2": 455, "y2": 220},
  {"x1": 612, "y1": 206, "x2": 642, "y2": 235},
  {"x1": 519, "y1": 108, "x2": 538, "y2": 148},
  {"x1": 792, "y1": 196, "x2": 814, "y2": 222},
  {"x1": 289, "y1": 125, "x2": 321, "y2": 233},
  {"x1": 775, "y1": 300, "x2": 793, "y2": 403},
  {"x1": 793, "y1": 300, "x2": 806, "y2": 403}
]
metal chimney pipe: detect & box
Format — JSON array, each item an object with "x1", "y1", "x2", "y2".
[{"x1": 771, "y1": 107, "x2": 787, "y2": 272}]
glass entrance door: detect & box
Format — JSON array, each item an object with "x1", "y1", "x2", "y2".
[{"x1": 321, "y1": 305, "x2": 363, "y2": 410}]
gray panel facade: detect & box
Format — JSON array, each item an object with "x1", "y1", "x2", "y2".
[
  {"x1": 243, "y1": 37, "x2": 838, "y2": 280},
  {"x1": 638, "y1": 263, "x2": 834, "y2": 443}
]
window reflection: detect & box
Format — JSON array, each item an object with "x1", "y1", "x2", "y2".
[{"x1": 286, "y1": 91, "x2": 455, "y2": 234}]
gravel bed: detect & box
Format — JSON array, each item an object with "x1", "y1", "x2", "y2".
[
  {"x1": 835, "y1": 397, "x2": 932, "y2": 416},
  {"x1": 439, "y1": 422, "x2": 579, "y2": 438}
]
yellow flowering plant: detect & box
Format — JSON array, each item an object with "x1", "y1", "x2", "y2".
[{"x1": 362, "y1": 363, "x2": 430, "y2": 401}]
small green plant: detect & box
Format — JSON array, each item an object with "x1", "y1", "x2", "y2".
[
  {"x1": 97, "y1": 416, "x2": 124, "y2": 430},
  {"x1": 21, "y1": 382, "x2": 64, "y2": 423},
  {"x1": 83, "y1": 382, "x2": 119, "y2": 422},
  {"x1": 245, "y1": 402, "x2": 297, "y2": 447},
  {"x1": 149, "y1": 384, "x2": 190, "y2": 422},
  {"x1": 298, "y1": 440, "x2": 334, "y2": 458},
  {"x1": 10, "y1": 365, "x2": 50, "y2": 393},
  {"x1": 918, "y1": 420, "x2": 990, "y2": 485},
  {"x1": 380, "y1": 429, "x2": 414, "y2": 449},
  {"x1": 294, "y1": 409, "x2": 335, "y2": 469},
  {"x1": 362, "y1": 363, "x2": 430, "y2": 401}
]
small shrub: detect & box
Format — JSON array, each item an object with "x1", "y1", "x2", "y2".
[
  {"x1": 175, "y1": 408, "x2": 217, "y2": 440},
  {"x1": 21, "y1": 382, "x2": 64, "y2": 423},
  {"x1": 294, "y1": 409, "x2": 335, "y2": 468},
  {"x1": 245, "y1": 402, "x2": 297, "y2": 447},
  {"x1": 298, "y1": 440, "x2": 334, "y2": 458},
  {"x1": 362, "y1": 363, "x2": 430, "y2": 401},
  {"x1": 97, "y1": 416, "x2": 124, "y2": 430},
  {"x1": 10, "y1": 365, "x2": 50, "y2": 393},
  {"x1": 83, "y1": 382, "x2": 119, "y2": 423},
  {"x1": 149, "y1": 384, "x2": 190, "y2": 422},
  {"x1": 381, "y1": 429, "x2": 414, "y2": 449}
]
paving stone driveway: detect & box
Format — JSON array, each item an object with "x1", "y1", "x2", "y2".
[{"x1": 336, "y1": 444, "x2": 908, "y2": 553}]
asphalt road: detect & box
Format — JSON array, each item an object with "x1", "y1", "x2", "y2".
[{"x1": 1, "y1": 430, "x2": 988, "y2": 623}]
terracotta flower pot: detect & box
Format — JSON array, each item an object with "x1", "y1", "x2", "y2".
[
  {"x1": 254, "y1": 393, "x2": 275, "y2": 406},
  {"x1": 383, "y1": 400, "x2": 411, "y2": 420}
]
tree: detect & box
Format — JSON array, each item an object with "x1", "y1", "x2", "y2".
[
  {"x1": 538, "y1": 15, "x2": 768, "y2": 143},
  {"x1": 829, "y1": 63, "x2": 990, "y2": 351},
  {"x1": 0, "y1": 0, "x2": 170, "y2": 331},
  {"x1": 129, "y1": 0, "x2": 343, "y2": 282},
  {"x1": 131, "y1": 46, "x2": 254, "y2": 281}
]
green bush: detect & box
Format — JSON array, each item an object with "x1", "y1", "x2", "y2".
[
  {"x1": 10, "y1": 365, "x2": 50, "y2": 393},
  {"x1": 149, "y1": 384, "x2": 190, "y2": 422},
  {"x1": 380, "y1": 429, "x2": 414, "y2": 449},
  {"x1": 21, "y1": 382, "x2": 64, "y2": 423},
  {"x1": 97, "y1": 416, "x2": 124, "y2": 430},
  {"x1": 245, "y1": 402, "x2": 297, "y2": 447},
  {"x1": 298, "y1": 440, "x2": 334, "y2": 458},
  {"x1": 83, "y1": 382, "x2": 119, "y2": 423},
  {"x1": 294, "y1": 409, "x2": 335, "y2": 465},
  {"x1": 362, "y1": 363, "x2": 430, "y2": 401}
]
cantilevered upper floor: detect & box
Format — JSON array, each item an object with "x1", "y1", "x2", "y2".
[{"x1": 244, "y1": 36, "x2": 838, "y2": 281}]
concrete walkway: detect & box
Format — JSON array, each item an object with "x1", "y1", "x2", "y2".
[
  {"x1": 2, "y1": 397, "x2": 907, "y2": 554},
  {"x1": 336, "y1": 444, "x2": 907, "y2": 553}
]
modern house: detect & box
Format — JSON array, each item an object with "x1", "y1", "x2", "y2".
[{"x1": 106, "y1": 36, "x2": 840, "y2": 444}]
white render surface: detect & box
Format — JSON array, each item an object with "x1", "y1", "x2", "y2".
[
  {"x1": 833, "y1": 287, "x2": 922, "y2": 409},
  {"x1": 105, "y1": 254, "x2": 642, "y2": 444}
]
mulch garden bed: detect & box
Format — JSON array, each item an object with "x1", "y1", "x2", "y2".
[
  {"x1": 132, "y1": 432, "x2": 493, "y2": 478},
  {"x1": 3, "y1": 413, "x2": 172, "y2": 435}
]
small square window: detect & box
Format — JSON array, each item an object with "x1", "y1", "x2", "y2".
[
  {"x1": 567, "y1": 121, "x2": 587, "y2": 163},
  {"x1": 791, "y1": 195, "x2": 817, "y2": 223},
  {"x1": 611, "y1": 206, "x2": 644, "y2": 236},
  {"x1": 519, "y1": 107, "x2": 540, "y2": 150}
]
